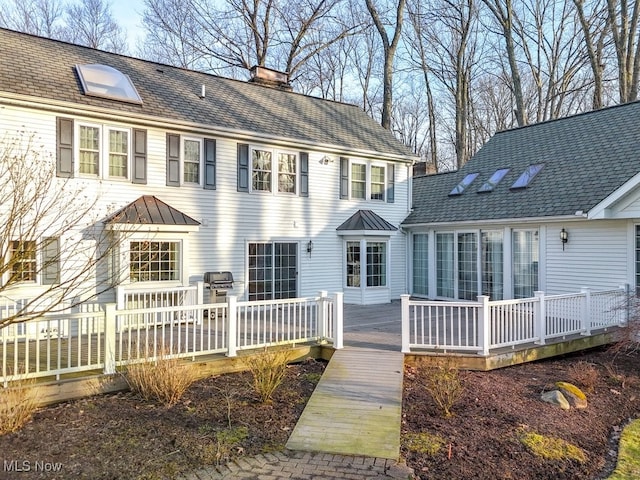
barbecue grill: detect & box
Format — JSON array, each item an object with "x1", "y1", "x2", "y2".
[{"x1": 204, "y1": 271, "x2": 234, "y2": 303}]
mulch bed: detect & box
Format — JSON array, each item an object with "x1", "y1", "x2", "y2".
[
  {"x1": 0, "y1": 359, "x2": 326, "y2": 480},
  {"x1": 1, "y1": 348, "x2": 639, "y2": 480},
  {"x1": 402, "y1": 347, "x2": 640, "y2": 480}
]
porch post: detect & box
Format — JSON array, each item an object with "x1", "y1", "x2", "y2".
[
  {"x1": 477, "y1": 295, "x2": 490, "y2": 356},
  {"x1": 401, "y1": 294, "x2": 411, "y2": 353},
  {"x1": 581, "y1": 287, "x2": 591, "y2": 335},
  {"x1": 317, "y1": 291, "x2": 328, "y2": 341},
  {"x1": 333, "y1": 292, "x2": 344, "y2": 349},
  {"x1": 534, "y1": 291, "x2": 545, "y2": 345},
  {"x1": 226, "y1": 295, "x2": 238, "y2": 357},
  {"x1": 103, "y1": 304, "x2": 117, "y2": 375}
]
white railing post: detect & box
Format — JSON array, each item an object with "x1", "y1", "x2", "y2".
[
  {"x1": 317, "y1": 291, "x2": 328, "y2": 341},
  {"x1": 477, "y1": 295, "x2": 491, "y2": 356},
  {"x1": 196, "y1": 281, "x2": 204, "y2": 305},
  {"x1": 226, "y1": 295, "x2": 238, "y2": 357},
  {"x1": 534, "y1": 291, "x2": 546, "y2": 345},
  {"x1": 333, "y1": 292, "x2": 344, "y2": 349},
  {"x1": 581, "y1": 287, "x2": 591, "y2": 335},
  {"x1": 401, "y1": 294, "x2": 411, "y2": 353},
  {"x1": 103, "y1": 304, "x2": 117, "y2": 375}
]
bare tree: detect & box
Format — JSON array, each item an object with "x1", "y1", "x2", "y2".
[
  {"x1": 606, "y1": 0, "x2": 640, "y2": 103},
  {"x1": 573, "y1": 0, "x2": 611, "y2": 109},
  {"x1": 405, "y1": 0, "x2": 439, "y2": 170},
  {"x1": 63, "y1": 0, "x2": 128, "y2": 53},
  {"x1": 140, "y1": 0, "x2": 356, "y2": 85},
  {"x1": 0, "y1": 0, "x2": 65, "y2": 38},
  {"x1": 482, "y1": 0, "x2": 528, "y2": 126},
  {"x1": 0, "y1": 132, "x2": 122, "y2": 329},
  {"x1": 365, "y1": 0, "x2": 406, "y2": 130}
]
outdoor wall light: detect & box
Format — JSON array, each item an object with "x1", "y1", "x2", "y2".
[
  {"x1": 320, "y1": 155, "x2": 334, "y2": 165},
  {"x1": 307, "y1": 240, "x2": 314, "y2": 254},
  {"x1": 560, "y1": 228, "x2": 568, "y2": 250}
]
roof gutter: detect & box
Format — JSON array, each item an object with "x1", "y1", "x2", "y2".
[
  {"x1": 0, "y1": 93, "x2": 419, "y2": 164},
  {"x1": 401, "y1": 213, "x2": 589, "y2": 229}
]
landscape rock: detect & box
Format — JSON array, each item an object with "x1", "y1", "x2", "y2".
[
  {"x1": 556, "y1": 381, "x2": 588, "y2": 409},
  {"x1": 541, "y1": 390, "x2": 571, "y2": 410}
]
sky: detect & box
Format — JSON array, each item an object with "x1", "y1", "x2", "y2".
[{"x1": 110, "y1": 0, "x2": 146, "y2": 51}]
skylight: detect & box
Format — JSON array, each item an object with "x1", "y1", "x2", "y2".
[
  {"x1": 449, "y1": 173, "x2": 479, "y2": 196},
  {"x1": 511, "y1": 164, "x2": 544, "y2": 189},
  {"x1": 76, "y1": 64, "x2": 142, "y2": 104},
  {"x1": 478, "y1": 168, "x2": 510, "y2": 193}
]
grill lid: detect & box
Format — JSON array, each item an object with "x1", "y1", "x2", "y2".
[{"x1": 204, "y1": 271, "x2": 234, "y2": 289}]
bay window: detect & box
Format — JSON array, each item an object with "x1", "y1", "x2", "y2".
[{"x1": 129, "y1": 241, "x2": 180, "y2": 282}]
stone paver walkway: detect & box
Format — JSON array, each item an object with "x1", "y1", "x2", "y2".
[
  {"x1": 285, "y1": 347, "x2": 404, "y2": 459},
  {"x1": 177, "y1": 451, "x2": 414, "y2": 479}
]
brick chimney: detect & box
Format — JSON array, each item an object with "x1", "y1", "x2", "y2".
[{"x1": 248, "y1": 65, "x2": 293, "y2": 91}]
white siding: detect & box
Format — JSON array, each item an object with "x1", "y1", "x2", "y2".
[
  {"x1": 543, "y1": 221, "x2": 631, "y2": 294},
  {"x1": 1, "y1": 104, "x2": 410, "y2": 304}
]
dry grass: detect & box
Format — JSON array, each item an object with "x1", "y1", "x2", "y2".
[
  {"x1": 124, "y1": 348, "x2": 199, "y2": 407},
  {"x1": 421, "y1": 358, "x2": 464, "y2": 418},
  {"x1": 245, "y1": 348, "x2": 290, "y2": 404},
  {"x1": 567, "y1": 361, "x2": 599, "y2": 393},
  {"x1": 0, "y1": 374, "x2": 39, "y2": 435}
]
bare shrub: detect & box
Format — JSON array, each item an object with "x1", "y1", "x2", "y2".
[
  {"x1": 421, "y1": 359, "x2": 464, "y2": 418},
  {"x1": 0, "y1": 374, "x2": 39, "y2": 435},
  {"x1": 245, "y1": 348, "x2": 289, "y2": 404},
  {"x1": 567, "y1": 361, "x2": 599, "y2": 393},
  {"x1": 124, "y1": 349, "x2": 198, "y2": 407}
]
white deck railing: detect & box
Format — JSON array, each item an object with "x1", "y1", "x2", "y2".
[
  {"x1": 401, "y1": 286, "x2": 629, "y2": 355},
  {"x1": 1, "y1": 290, "x2": 344, "y2": 386}
]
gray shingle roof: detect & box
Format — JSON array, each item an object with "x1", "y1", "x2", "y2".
[
  {"x1": 105, "y1": 196, "x2": 200, "y2": 225},
  {"x1": 336, "y1": 210, "x2": 397, "y2": 231},
  {"x1": 403, "y1": 101, "x2": 640, "y2": 226},
  {"x1": 0, "y1": 28, "x2": 415, "y2": 160}
]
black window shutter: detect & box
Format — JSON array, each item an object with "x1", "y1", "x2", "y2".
[
  {"x1": 132, "y1": 129, "x2": 147, "y2": 184},
  {"x1": 166, "y1": 133, "x2": 180, "y2": 186},
  {"x1": 42, "y1": 237, "x2": 60, "y2": 285},
  {"x1": 340, "y1": 157, "x2": 349, "y2": 199},
  {"x1": 387, "y1": 163, "x2": 395, "y2": 203},
  {"x1": 204, "y1": 138, "x2": 216, "y2": 190},
  {"x1": 300, "y1": 152, "x2": 309, "y2": 197},
  {"x1": 237, "y1": 143, "x2": 249, "y2": 192},
  {"x1": 56, "y1": 117, "x2": 74, "y2": 178}
]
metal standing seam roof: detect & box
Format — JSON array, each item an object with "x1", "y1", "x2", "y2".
[
  {"x1": 105, "y1": 196, "x2": 200, "y2": 226},
  {"x1": 403, "y1": 100, "x2": 640, "y2": 226},
  {"x1": 336, "y1": 210, "x2": 397, "y2": 231},
  {"x1": 0, "y1": 28, "x2": 416, "y2": 161}
]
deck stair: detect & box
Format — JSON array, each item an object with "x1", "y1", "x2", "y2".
[{"x1": 285, "y1": 347, "x2": 404, "y2": 459}]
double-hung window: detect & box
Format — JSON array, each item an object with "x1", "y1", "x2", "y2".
[
  {"x1": 183, "y1": 138, "x2": 202, "y2": 185},
  {"x1": 250, "y1": 146, "x2": 298, "y2": 194},
  {"x1": 77, "y1": 123, "x2": 131, "y2": 180},
  {"x1": 5, "y1": 238, "x2": 60, "y2": 286},
  {"x1": 9, "y1": 240, "x2": 37, "y2": 283},
  {"x1": 345, "y1": 240, "x2": 388, "y2": 288},
  {"x1": 345, "y1": 159, "x2": 388, "y2": 201},
  {"x1": 252, "y1": 149, "x2": 272, "y2": 192}
]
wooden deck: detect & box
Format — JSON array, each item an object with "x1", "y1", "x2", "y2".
[{"x1": 285, "y1": 347, "x2": 404, "y2": 459}]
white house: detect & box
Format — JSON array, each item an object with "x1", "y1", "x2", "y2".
[
  {"x1": 0, "y1": 28, "x2": 418, "y2": 307},
  {"x1": 403, "y1": 101, "x2": 640, "y2": 301}
]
